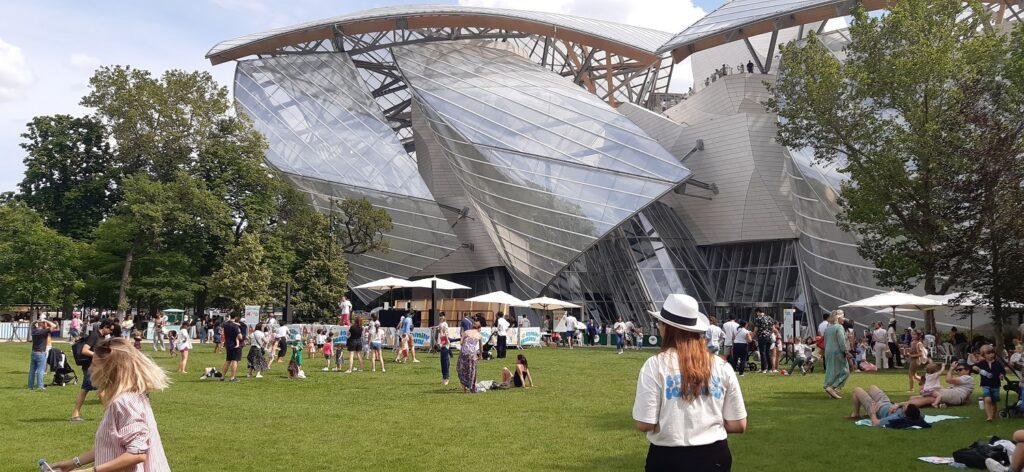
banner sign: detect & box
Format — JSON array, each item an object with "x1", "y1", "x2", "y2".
[
  {"x1": 518, "y1": 327, "x2": 541, "y2": 346},
  {"x1": 507, "y1": 328, "x2": 519, "y2": 347},
  {"x1": 411, "y1": 328, "x2": 432, "y2": 348},
  {"x1": 244, "y1": 305, "x2": 260, "y2": 328}
]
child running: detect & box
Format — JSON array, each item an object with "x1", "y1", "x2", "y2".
[{"x1": 919, "y1": 362, "x2": 945, "y2": 407}]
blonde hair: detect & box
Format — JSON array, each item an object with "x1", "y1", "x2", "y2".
[
  {"x1": 981, "y1": 344, "x2": 995, "y2": 355},
  {"x1": 827, "y1": 309, "x2": 845, "y2": 324},
  {"x1": 925, "y1": 362, "x2": 942, "y2": 374},
  {"x1": 90, "y1": 337, "x2": 170, "y2": 405}
]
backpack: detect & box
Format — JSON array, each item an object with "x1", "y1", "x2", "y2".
[
  {"x1": 71, "y1": 336, "x2": 90, "y2": 367},
  {"x1": 952, "y1": 439, "x2": 1009, "y2": 469}
]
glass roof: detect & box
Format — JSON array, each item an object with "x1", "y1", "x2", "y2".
[
  {"x1": 234, "y1": 53, "x2": 433, "y2": 199},
  {"x1": 394, "y1": 42, "x2": 690, "y2": 182},
  {"x1": 658, "y1": 0, "x2": 842, "y2": 53},
  {"x1": 208, "y1": 4, "x2": 672, "y2": 59}
]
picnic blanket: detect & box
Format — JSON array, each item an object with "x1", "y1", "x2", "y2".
[{"x1": 855, "y1": 415, "x2": 965, "y2": 428}]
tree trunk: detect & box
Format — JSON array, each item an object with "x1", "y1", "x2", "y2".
[
  {"x1": 194, "y1": 289, "x2": 207, "y2": 325},
  {"x1": 923, "y1": 276, "x2": 939, "y2": 335},
  {"x1": 116, "y1": 235, "x2": 143, "y2": 320}
]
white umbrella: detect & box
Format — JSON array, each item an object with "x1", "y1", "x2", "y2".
[
  {"x1": 408, "y1": 277, "x2": 470, "y2": 291},
  {"x1": 353, "y1": 277, "x2": 413, "y2": 291},
  {"x1": 873, "y1": 307, "x2": 919, "y2": 315},
  {"x1": 523, "y1": 296, "x2": 581, "y2": 311},
  {"x1": 408, "y1": 276, "x2": 470, "y2": 323},
  {"x1": 465, "y1": 291, "x2": 530, "y2": 307},
  {"x1": 353, "y1": 277, "x2": 412, "y2": 307},
  {"x1": 841, "y1": 290, "x2": 943, "y2": 319}
]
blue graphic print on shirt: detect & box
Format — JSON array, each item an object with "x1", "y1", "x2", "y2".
[{"x1": 665, "y1": 374, "x2": 723, "y2": 400}]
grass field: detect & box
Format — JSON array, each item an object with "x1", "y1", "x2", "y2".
[{"x1": 0, "y1": 341, "x2": 1018, "y2": 471}]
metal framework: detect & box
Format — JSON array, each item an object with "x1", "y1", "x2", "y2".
[{"x1": 249, "y1": 26, "x2": 674, "y2": 151}]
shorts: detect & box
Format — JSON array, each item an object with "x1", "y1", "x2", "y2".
[
  {"x1": 226, "y1": 347, "x2": 242, "y2": 362},
  {"x1": 347, "y1": 340, "x2": 363, "y2": 352},
  {"x1": 371, "y1": 342, "x2": 382, "y2": 350},
  {"x1": 564, "y1": 330, "x2": 575, "y2": 339},
  {"x1": 81, "y1": 369, "x2": 97, "y2": 392},
  {"x1": 983, "y1": 386, "x2": 1001, "y2": 402},
  {"x1": 323, "y1": 352, "x2": 332, "y2": 359}
]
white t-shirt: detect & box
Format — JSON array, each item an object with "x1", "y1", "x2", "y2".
[
  {"x1": 733, "y1": 327, "x2": 750, "y2": 344},
  {"x1": 496, "y1": 317, "x2": 510, "y2": 336},
  {"x1": 370, "y1": 321, "x2": 383, "y2": 343},
  {"x1": 633, "y1": 352, "x2": 747, "y2": 447},
  {"x1": 275, "y1": 326, "x2": 289, "y2": 340},
  {"x1": 341, "y1": 300, "x2": 353, "y2": 315},
  {"x1": 706, "y1": 325, "x2": 724, "y2": 349},
  {"x1": 722, "y1": 321, "x2": 738, "y2": 347},
  {"x1": 564, "y1": 315, "x2": 578, "y2": 331},
  {"x1": 887, "y1": 326, "x2": 897, "y2": 343},
  {"x1": 818, "y1": 321, "x2": 830, "y2": 336},
  {"x1": 872, "y1": 328, "x2": 887, "y2": 344},
  {"x1": 315, "y1": 334, "x2": 326, "y2": 345},
  {"x1": 177, "y1": 330, "x2": 192, "y2": 351},
  {"x1": 253, "y1": 330, "x2": 266, "y2": 348},
  {"x1": 613, "y1": 322, "x2": 626, "y2": 334}
]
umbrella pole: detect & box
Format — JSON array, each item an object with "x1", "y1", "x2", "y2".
[{"x1": 430, "y1": 280, "x2": 437, "y2": 326}]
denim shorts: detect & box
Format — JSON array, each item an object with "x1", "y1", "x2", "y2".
[
  {"x1": 983, "y1": 386, "x2": 1001, "y2": 402},
  {"x1": 81, "y1": 369, "x2": 97, "y2": 392},
  {"x1": 371, "y1": 342, "x2": 382, "y2": 350}
]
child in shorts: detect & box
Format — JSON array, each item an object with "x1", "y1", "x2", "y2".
[
  {"x1": 333, "y1": 332, "x2": 345, "y2": 371},
  {"x1": 322, "y1": 330, "x2": 333, "y2": 372}
]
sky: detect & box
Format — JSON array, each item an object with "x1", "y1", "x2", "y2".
[{"x1": 0, "y1": 0, "x2": 723, "y2": 193}]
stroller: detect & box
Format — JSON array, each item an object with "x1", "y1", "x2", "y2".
[
  {"x1": 999, "y1": 365, "x2": 1024, "y2": 418},
  {"x1": 46, "y1": 348, "x2": 78, "y2": 386}
]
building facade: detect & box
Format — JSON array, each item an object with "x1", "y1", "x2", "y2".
[{"x1": 209, "y1": 2, "x2": 1020, "y2": 329}]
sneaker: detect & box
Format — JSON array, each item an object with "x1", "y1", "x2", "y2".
[
  {"x1": 255, "y1": 373, "x2": 263, "y2": 378},
  {"x1": 413, "y1": 359, "x2": 421, "y2": 363},
  {"x1": 985, "y1": 458, "x2": 1009, "y2": 472},
  {"x1": 322, "y1": 367, "x2": 329, "y2": 372},
  {"x1": 228, "y1": 378, "x2": 239, "y2": 383},
  {"x1": 825, "y1": 386, "x2": 841, "y2": 399},
  {"x1": 69, "y1": 416, "x2": 84, "y2": 422}
]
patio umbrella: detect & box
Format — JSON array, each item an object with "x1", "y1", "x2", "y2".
[
  {"x1": 465, "y1": 291, "x2": 530, "y2": 307},
  {"x1": 841, "y1": 290, "x2": 943, "y2": 320},
  {"x1": 408, "y1": 277, "x2": 470, "y2": 324},
  {"x1": 523, "y1": 296, "x2": 581, "y2": 310},
  {"x1": 353, "y1": 277, "x2": 412, "y2": 306}
]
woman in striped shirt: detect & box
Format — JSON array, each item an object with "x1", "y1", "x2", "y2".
[{"x1": 52, "y1": 337, "x2": 170, "y2": 472}]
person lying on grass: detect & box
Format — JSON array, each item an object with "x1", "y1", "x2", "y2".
[
  {"x1": 847, "y1": 385, "x2": 929, "y2": 429},
  {"x1": 985, "y1": 429, "x2": 1024, "y2": 472}
]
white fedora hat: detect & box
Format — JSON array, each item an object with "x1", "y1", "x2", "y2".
[{"x1": 649, "y1": 294, "x2": 709, "y2": 333}]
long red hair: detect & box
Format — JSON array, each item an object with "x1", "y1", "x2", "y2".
[{"x1": 661, "y1": 323, "x2": 712, "y2": 401}]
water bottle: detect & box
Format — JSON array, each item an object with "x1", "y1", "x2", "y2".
[
  {"x1": 979, "y1": 399, "x2": 985, "y2": 410},
  {"x1": 38, "y1": 459, "x2": 56, "y2": 472}
]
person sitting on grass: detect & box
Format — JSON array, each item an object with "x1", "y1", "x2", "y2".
[
  {"x1": 500, "y1": 354, "x2": 535, "y2": 389},
  {"x1": 903, "y1": 361, "x2": 975, "y2": 409},
  {"x1": 847, "y1": 385, "x2": 929, "y2": 429},
  {"x1": 985, "y1": 429, "x2": 1024, "y2": 471},
  {"x1": 790, "y1": 338, "x2": 811, "y2": 375},
  {"x1": 482, "y1": 330, "x2": 497, "y2": 361},
  {"x1": 919, "y1": 362, "x2": 945, "y2": 408}
]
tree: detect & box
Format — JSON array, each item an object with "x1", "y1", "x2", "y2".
[
  {"x1": 954, "y1": 24, "x2": 1024, "y2": 348},
  {"x1": 208, "y1": 232, "x2": 272, "y2": 311},
  {"x1": 330, "y1": 197, "x2": 392, "y2": 255},
  {"x1": 765, "y1": 0, "x2": 1004, "y2": 333},
  {"x1": 19, "y1": 114, "x2": 116, "y2": 239},
  {"x1": 0, "y1": 202, "x2": 83, "y2": 318}
]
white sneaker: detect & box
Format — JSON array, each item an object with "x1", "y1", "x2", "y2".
[
  {"x1": 413, "y1": 359, "x2": 421, "y2": 363},
  {"x1": 322, "y1": 367, "x2": 329, "y2": 371},
  {"x1": 985, "y1": 458, "x2": 1009, "y2": 472},
  {"x1": 255, "y1": 373, "x2": 263, "y2": 378}
]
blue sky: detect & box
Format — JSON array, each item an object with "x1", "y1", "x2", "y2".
[{"x1": 0, "y1": 0, "x2": 722, "y2": 193}]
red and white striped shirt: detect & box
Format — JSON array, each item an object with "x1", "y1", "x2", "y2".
[{"x1": 94, "y1": 393, "x2": 169, "y2": 471}]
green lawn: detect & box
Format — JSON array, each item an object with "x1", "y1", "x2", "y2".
[{"x1": 0, "y1": 342, "x2": 1017, "y2": 471}]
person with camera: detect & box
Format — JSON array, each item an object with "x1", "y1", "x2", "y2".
[{"x1": 29, "y1": 317, "x2": 57, "y2": 390}]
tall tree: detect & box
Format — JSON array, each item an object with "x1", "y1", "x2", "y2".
[
  {"x1": 955, "y1": 24, "x2": 1024, "y2": 348},
  {"x1": 330, "y1": 197, "x2": 393, "y2": 255},
  {"x1": 765, "y1": 0, "x2": 1003, "y2": 332},
  {"x1": 19, "y1": 115, "x2": 116, "y2": 239},
  {"x1": 208, "y1": 232, "x2": 272, "y2": 311},
  {"x1": 0, "y1": 202, "x2": 83, "y2": 318}
]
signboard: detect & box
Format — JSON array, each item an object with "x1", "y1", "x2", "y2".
[
  {"x1": 411, "y1": 328, "x2": 432, "y2": 349},
  {"x1": 518, "y1": 327, "x2": 541, "y2": 346},
  {"x1": 332, "y1": 329, "x2": 349, "y2": 345},
  {"x1": 783, "y1": 309, "x2": 800, "y2": 342},
  {"x1": 244, "y1": 305, "x2": 260, "y2": 328}
]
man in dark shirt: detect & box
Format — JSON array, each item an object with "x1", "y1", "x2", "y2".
[
  {"x1": 29, "y1": 318, "x2": 56, "y2": 390},
  {"x1": 71, "y1": 319, "x2": 115, "y2": 421},
  {"x1": 220, "y1": 314, "x2": 243, "y2": 382}
]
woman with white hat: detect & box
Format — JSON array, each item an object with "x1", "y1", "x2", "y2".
[
  {"x1": 823, "y1": 309, "x2": 851, "y2": 399},
  {"x1": 633, "y1": 294, "x2": 748, "y2": 471}
]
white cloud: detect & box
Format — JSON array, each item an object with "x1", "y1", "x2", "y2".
[
  {"x1": 0, "y1": 37, "x2": 33, "y2": 101},
  {"x1": 68, "y1": 53, "x2": 101, "y2": 71},
  {"x1": 457, "y1": 0, "x2": 704, "y2": 92}
]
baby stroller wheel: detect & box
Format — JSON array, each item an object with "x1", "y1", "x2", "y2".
[{"x1": 1000, "y1": 410, "x2": 1009, "y2": 418}]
